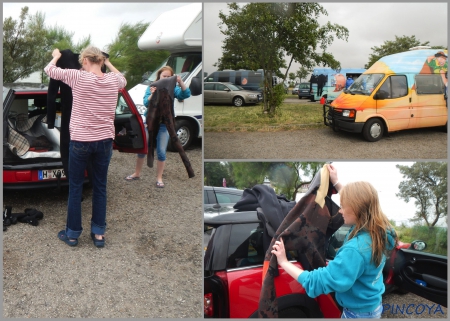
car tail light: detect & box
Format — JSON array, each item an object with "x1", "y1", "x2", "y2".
[{"x1": 204, "y1": 293, "x2": 213, "y2": 317}]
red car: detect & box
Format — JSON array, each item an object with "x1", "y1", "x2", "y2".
[
  {"x1": 3, "y1": 83, "x2": 147, "y2": 190},
  {"x1": 204, "y1": 211, "x2": 447, "y2": 318}
]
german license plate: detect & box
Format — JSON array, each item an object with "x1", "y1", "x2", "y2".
[{"x1": 38, "y1": 169, "x2": 66, "y2": 180}]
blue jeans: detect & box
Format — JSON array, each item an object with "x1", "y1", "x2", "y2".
[
  {"x1": 137, "y1": 123, "x2": 169, "y2": 161},
  {"x1": 66, "y1": 139, "x2": 113, "y2": 239},
  {"x1": 341, "y1": 304, "x2": 382, "y2": 319}
]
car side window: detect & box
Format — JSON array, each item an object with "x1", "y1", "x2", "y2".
[
  {"x1": 204, "y1": 83, "x2": 214, "y2": 91},
  {"x1": 215, "y1": 192, "x2": 242, "y2": 204},
  {"x1": 116, "y1": 93, "x2": 131, "y2": 115},
  {"x1": 227, "y1": 223, "x2": 265, "y2": 269},
  {"x1": 216, "y1": 84, "x2": 227, "y2": 91}
]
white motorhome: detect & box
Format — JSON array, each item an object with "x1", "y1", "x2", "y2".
[{"x1": 128, "y1": 3, "x2": 202, "y2": 150}]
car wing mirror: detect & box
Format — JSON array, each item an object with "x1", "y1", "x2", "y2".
[
  {"x1": 410, "y1": 240, "x2": 427, "y2": 251},
  {"x1": 374, "y1": 91, "x2": 388, "y2": 100}
]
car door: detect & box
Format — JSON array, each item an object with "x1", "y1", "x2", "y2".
[
  {"x1": 392, "y1": 247, "x2": 447, "y2": 307},
  {"x1": 204, "y1": 82, "x2": 215, "y2": 104},
  {"x1": 113, "y1": 88, "x2": 147, "y2": 154},
  {"x1": 215, "y1": 83, "x2": 231, "y2": 104}
]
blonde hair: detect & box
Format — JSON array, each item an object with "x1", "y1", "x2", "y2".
[
  {"x1": 156, "y1": 66, "x2": 174, "y2": 80},
  {"x1": 79, "y1": 46, "x2": 105, "y2": 66},
  {"x1": 340, "y1": 181, "x2": 397, "y2": 266}
]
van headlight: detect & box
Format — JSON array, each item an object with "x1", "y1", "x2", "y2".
[{"x1": 342, "y1": 110, "x2": 355, "y2": 118}]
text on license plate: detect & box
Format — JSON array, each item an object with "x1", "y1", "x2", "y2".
[{"x1": 38, "y1": 169, "x2": 66, "y2": 180}]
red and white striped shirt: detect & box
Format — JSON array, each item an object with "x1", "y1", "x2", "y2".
[{"x1": 44, "y1": 63, "x2": 127, "y2": 142}]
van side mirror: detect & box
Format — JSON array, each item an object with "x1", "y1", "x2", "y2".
[
  {"x1": 141, "y1": 71, "x2": 152, "y2": 84},
  {"x1": 374, "y1": 90, "x2": 388, "y2": 100},
  {"x1": 189, "y1": 76, "x2": 202, "y2": 96}
]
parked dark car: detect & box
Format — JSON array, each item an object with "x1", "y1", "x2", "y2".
[
  {"x1": 3, "y1": 83, "x2": 147, "y2": 190},
  {"x1": 204, "y1": 82, "x2": 262, "y2": 107},
  {"x1": 204, "y1": 211, "x2": 447, "y2": 318},
  {"x1": 297, "y1": 82, "x2": 315, "y2": 99}
]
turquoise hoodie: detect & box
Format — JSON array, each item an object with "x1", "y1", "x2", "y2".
[{"x1": 298, "y1": 227, "x2": 396, "y2": 312}]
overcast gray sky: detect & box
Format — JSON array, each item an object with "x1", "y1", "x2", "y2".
[
  {"x1": 3, "y1": 2, "x2": 190, "y2": 52},
  {"x1": 204, "y1": 2, "x2": 448, "y2": 77},
  {"x1": 293, "y1": 161, "x2": 447, "y2": 227}
]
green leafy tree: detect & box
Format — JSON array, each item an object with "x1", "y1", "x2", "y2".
[
  {"x1": 204, "y1": 162, "x2": 234, "y2": 187},
  {"x1": 364, "y1": 35, "x2": 447, "y2": 69},
  {"x1": 288, "y1": 72, "x2": 296, "y2": 84},
  {"x1": 105, "y1": 22, "x2": 170, "y2": 90},
  {"x1": 3, "y1": 6, "x2": 47, "y2": 83},
  {"x1": 396, "y1": 162, "x2": 447, "y2": 228},
  {"x1": 216, "y1": 3, "x2": 348, "y2": 115},
  {"x1": 228, "y1": 162, "x2": 325, "y2": 200},
  {"x1": 38, "y1": 25, "x2": 91, "y2": 83},
  {"x1": 296, "y1": 66, "x2": 310, "y2": 83}
]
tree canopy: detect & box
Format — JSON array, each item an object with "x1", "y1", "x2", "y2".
[
  {"x1": 396, "y1": 162, "x2": 447, "y2": 228},
  {"x1": 3, "y1": 7, "x2": 47, "y2": 83},
  {"x1": 204, "y1": 161, "x2": 325, "y2": 200},
  {"x1": 364, "y1": 35, "x2": 447, "y2": 69},
  {"x1": 3, "y1": 7, "x2": 169, "y2": 88},
  {"x1": 215, "y1": 2, "x2": 348, "y2": 115}
]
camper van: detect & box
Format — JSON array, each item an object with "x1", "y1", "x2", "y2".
[
  {"x1": 128, "y1": 3, "x2": 202, "y2": 151},
  {"x1": 205, "y1": 70, "x2": 264, "y2": 92},
  {"x1": 308, "y1": 68, "x2": 366, "y2": 102},
  {"x1": 205, "y1": 70, "x2": 283, "y2": 93},
  {"x1": 323, "y1": 48, "x2": 448, "y2": 142}
]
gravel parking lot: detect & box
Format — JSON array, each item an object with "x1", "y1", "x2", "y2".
[
  {"x1": 3, "y1": 140, "x2": 202, "y2": 318},
  {"x1": 204, "y1": 127, "x2": 447, "y2": 159}
]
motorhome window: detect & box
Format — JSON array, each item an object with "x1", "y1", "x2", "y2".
[
  {"x1": 415, "y1": 74, "x2": 445, "y2": 95},
  {"x1": 204, "y1": 83, "x2": 214, "y2": 90},
  {"x1": 218, "y1": 72, "x2": 231, "y2": 83},
  {"x1": 147, "y1": 53, "x2": 201, "y2": 83},
  {"x1": 377, "y1": 75, "x2": 407, "y2": 99}
]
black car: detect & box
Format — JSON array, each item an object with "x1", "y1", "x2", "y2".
[{"x1": 3, "y1": 83, "x2": 147, "y2": 190}]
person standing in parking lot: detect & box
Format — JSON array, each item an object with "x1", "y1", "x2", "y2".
[
  {"x1": 44, "y1": 46, "x2": 126, "y2": 248},
  {"x1": 271, "y1": 164, "x2": 398, "y2": 319},
  {"x1": 125, "y1": 66, "x2": 190, "y2": 188}
]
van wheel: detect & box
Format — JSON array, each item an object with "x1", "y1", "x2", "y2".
[
  {"x1": 233, "y1": 96, "x2": 244, "y2": 107},
  {"x1": 363, "y1": 118, "x2": 384, "y2": 142},
  {"x1": 279, "y1": 307, "x2": 307, "y2": 318},
  {"x1": 167, "y1": 119, "x2": 194, "y2": 152}
]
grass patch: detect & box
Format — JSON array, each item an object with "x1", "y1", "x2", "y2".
[{"x1": 204, "y1": 102, "x2": 325, "y2": 132}]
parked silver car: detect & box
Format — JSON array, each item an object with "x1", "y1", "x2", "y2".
[
  {"x1": 292, "y1": 84, "x2": 300, "y2": 95},
  {"x1": 204, "y1": 82, "x2": 262, "y2": 107}
]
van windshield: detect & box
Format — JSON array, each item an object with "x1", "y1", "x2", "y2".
[
  {"x1": 145, "y1": 52, "x2": 202, "y2": 84},
  {"x1": 347, "y1": 74, "x2": 384, "y2": 95}
]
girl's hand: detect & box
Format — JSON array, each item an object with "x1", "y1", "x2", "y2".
[
  {"x1": 176, "y1": 75, "x2": 182, "y2": 84},
  {"x1": 150, "y1": 86, "x2": 156, "y2": 94},
  {"x1": 271, "y1": 238, "x2": 288, "y2": 265},
  {"x1": 52, "y1": 49, "x2": 62, "y2": 59},
  {"x1": 327, "y1": 163, "x2": 338, "y2": 186}
]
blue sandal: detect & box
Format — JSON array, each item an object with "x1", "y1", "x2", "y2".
[
  {"x1": 91, "y1": 233, "x2": 105, "y2": 248},
  {"x1": 58, "y1": 230, "x2": 78, "y2": 247}
]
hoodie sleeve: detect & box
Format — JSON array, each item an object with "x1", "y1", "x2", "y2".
[{"x1": 297, "y1": 247, "x2": 365, "y2": 298}]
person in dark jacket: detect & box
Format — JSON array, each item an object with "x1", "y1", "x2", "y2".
[{"x1": 345, "y1": 76, "x2": 354, "y2": 89}]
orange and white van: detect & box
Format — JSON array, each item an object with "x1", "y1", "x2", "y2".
[{"x1": 323, "y1": 47, "x2": 448, "y2": 141}]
